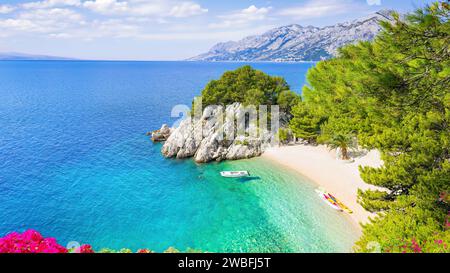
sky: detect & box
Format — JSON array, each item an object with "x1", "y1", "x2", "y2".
[{"x1": 0, "y1": 0, "x2": 438, "y2": 60}]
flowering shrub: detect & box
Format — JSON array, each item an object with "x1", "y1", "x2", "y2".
[
  {"x1": 74, "y1": 244, "x2": 95, "y2": 253},
  {"x1": 0, "y1": 230, "x2": 93, "y2": 254},
  {"x1": 137, "y1": 249, "x2": 153, "y2": 253},
  {"x1": 401, "y1": 239, "x2": 422, "y2": 253},
  {"x1": 0, "y1": 230, "x2": 197, "y2": 253},
  {"x1": 99, "y1": 248, "x2": 156, "y2": 253},
  {"x1": 0, "y1": 230, "x2": 67, "y2": 253},
  {"x1": 384, "y1": 235, "x2": 449, "y2": 253}
]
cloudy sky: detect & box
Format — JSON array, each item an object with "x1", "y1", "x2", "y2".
[{"x1": 0, "y1": 0, "x2": 436, "y2": 60}]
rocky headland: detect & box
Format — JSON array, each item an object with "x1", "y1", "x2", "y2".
[{"x1": 151, "y1": 103, "x2": 276, "y2": 163}]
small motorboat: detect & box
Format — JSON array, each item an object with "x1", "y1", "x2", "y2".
[{"x1": 220, "y1": 171, "x2": 250, "y2": 178}]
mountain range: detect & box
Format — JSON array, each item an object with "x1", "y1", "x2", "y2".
[
  {"x1": 0, "y1": 52, "x2": 75, "y2": 61},
  {"x1": 189, "y1": 10, "x2": 393, "y2": 62}
]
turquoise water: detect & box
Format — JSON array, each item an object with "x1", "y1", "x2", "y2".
[{"x1": 0, "y1": 61, "x2": 357, "y2": 252}]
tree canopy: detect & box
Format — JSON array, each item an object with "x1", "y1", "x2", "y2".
[
  {"x1": 197, "y1": 65, "x2": 300, "y2": 118},
  {"x1": 290, "y1": 2, "x2": 450, "y2": 252}
]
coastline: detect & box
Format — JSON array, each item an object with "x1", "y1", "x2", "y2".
[{"x1": 262, "y1": 144, "x2": 384, "y2": 232}]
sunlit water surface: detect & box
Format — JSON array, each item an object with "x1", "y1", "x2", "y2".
[{"x1": 0, "y1": 61, "x2": 357, "y2": 252}]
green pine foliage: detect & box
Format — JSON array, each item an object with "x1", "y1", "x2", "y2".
[
  {"x1": 289, "y1": 102, "x2": 324, "y2": 142},
  {"x1": 196, "y1": 65, "x2": 300, "y2": 118},
  {"x1": 290, "y1": 2, "x2": 449, "y2": 252},
  {"x1": 277, "y1": 128, "x2": 290, "y2": 144}
]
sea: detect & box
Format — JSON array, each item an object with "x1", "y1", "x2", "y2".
[{"x1": 0, "y1": 61, "x2": 358, "y2": 252}]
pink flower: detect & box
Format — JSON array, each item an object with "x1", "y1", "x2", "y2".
[
  {"x1": 22, "y1": 229, "x2": 43, "y2": 242},
  {"x1": 78, "y1": 245, "x2": 95, "y2": 253},
  {"x1": 0, "y1": 230, "x2": 67, "y2": 253}
]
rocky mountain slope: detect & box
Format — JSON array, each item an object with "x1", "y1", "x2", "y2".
[{"x1": 189, "y1": 10, "x2": 393, "y2": 62}]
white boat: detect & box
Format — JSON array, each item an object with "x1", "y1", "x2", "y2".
[{"x1": 220, "y1": 171, "x2": 250, "y2": 178}]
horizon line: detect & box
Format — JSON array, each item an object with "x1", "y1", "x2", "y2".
[{"x1": 0, "y1": 59, "x2": 318, "y2": 63}]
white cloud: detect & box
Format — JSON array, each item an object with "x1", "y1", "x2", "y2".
[
  {"x1": 0, "y1": 8, "x2": 84, "y2": 33},
  {"x1": 367, "y1": 0, "x2": 381, "y2": 6},
  {"x1": 91, "y1": 18, "x2": 140, "y2": 37},
  {"x1": 0, "y1": 5, "x2": 15, "y2": 14},
  {"x1": 169, "y1": 2, "x2": 207, "y2": 18},
  {"x1": 209, "y1": 5, "x2": 271, "y2": 29},
  {"x1": 0, "y1": 0, "x2": 209, "y2": 41},
  {"x1": 48, "y1": 32, "x2": 73, "y2": 38},
  {"x1": 21, "y1": 7, "x2": 83, "y2": 21},
  {"x1": 278, "y1": 0, "x2": 359, "y2": 19},
  {"x1": 239, "y1": 5, "x2": 271, "y2": 20},
  {"x1": 82, "y1": 0, "x2": 207, "y2": 17},
  {"x1": 0, "y1": 0, "x2": 271, "y2": 47},
  {"x1": 0, "y1": 19, "x2": 36, "y2": 31},
  {"x1": 22, "y1": 0, "x2": 81, "y2": 9},
  {"x1": 0, "y1": 1, "x2": 200, "y2": 39},
  {"x1": 83, "y1": 0, "x2": 128, "y2": 14},
  {"x1": 127, "y1": 1, "x2": 167, "y2": 16}
]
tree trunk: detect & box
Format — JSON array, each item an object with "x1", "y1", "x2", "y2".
[{"x1": 341, "y1": 146, "x2": 349, "y2": 160}]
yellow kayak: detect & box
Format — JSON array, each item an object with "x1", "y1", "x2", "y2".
[
  {"x1": 315, "y1": 189, "x2": 343, "y2": 211},
  {"x1": 328, "y1": 193, "x2": 353, "y2": 214},
  {"x1": 315, "y1": 188, "x2": 353, "y2": 214}
]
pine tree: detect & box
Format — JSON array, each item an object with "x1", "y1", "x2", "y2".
[{"x1": 289, "y1": 2, "x2": 450, "y2": 252}]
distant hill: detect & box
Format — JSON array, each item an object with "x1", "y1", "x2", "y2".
[
  {"x1": 189, "y1": 10, "x2": 394, "y2": 62},
  {"x1": 0, "y1": 52, "x2": 76, "y2": 61}
]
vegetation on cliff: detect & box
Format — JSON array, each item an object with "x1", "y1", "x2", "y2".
[{"x1": 197, "y1": 65, "x2": 300, "y2": 119}]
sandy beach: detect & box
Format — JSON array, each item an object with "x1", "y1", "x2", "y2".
[{"x1": 262, "y1": 144, "x2": 384, "y2": 232}]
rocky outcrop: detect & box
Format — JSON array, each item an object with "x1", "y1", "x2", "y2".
[
  {"x1": 160, "y1": 103, "x2": 275, "y2": 163},
  {"x1": 149, "y1": 124, "x2": 172, "y2": 142}
]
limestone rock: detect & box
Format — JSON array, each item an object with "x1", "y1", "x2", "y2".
[
  {"x1": 150, "y1": 124, "x2": 172, "y2": 142},
  {"x1": 160, "y1": 103, "x2": 275, "y2": 163}
]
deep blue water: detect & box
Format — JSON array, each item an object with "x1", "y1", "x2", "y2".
[{"x1": 0, "y1": 61, "x2": 357, "y2": 252}]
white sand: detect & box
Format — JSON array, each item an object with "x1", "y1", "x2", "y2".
[{"x1": 262, "y1": 144, "x2": 384, "y2": 232}]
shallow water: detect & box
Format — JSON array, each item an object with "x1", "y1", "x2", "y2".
[{"x1": 0, "y1": 61, "x2": 357, "y2": 252}]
